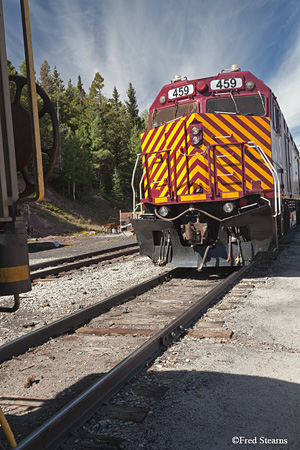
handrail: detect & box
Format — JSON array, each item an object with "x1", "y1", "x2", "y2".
[
  {"x1": 132, "y1": 141, "x2": 280, "y2": 217},
  {"x1": 131, "y1": 154, "x2": 141, "y2": 218},
  {"x1": 246, "y1": 141, "x2": 281, "y2": 217}
]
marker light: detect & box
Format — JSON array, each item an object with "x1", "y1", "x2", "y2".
[
  {"x1": 159, "y1": 95, "x2": 166, "y2": 104},
  {"x1": 246, "y1": 80, "x2": 255, "y2": 90},
  {"x1": 158, "y1": 206, "x2": 169, "y2": 217},
  {"x1": 223, "y1": 202, "x2": 234, "y2": 214},
  {"x1": 197, "y1": 81, "x2": 208, "y2": 93},
  {"x1": 239, "y1": 198, "x2": 248, "y2": 207}
]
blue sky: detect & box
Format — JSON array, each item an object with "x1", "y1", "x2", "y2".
[{"x1": 3, "y1": 0, "x2": 300, "y2": 145}]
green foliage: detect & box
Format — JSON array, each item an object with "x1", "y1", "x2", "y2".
[
  {"x1": 7, "y1": 60, "x2": 18, "y2": 75},
  {"x1": 39, "y1": 60, "x2": 53, "y2": 94},
  {"x1": 43, "y1": 202, "x2": 62, "y2": 214},
  {"x1": 9, "y1": 58, "x2": 147, "y2": 208}
]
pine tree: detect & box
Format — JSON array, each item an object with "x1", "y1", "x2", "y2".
[
  {"x1": 125, "y1": 82, "x2": 141, "y2": 129},
  {"x1": 88, "y1": 72, "x2": 104, "y2": 105},
  {"x1": 19, "y1": 60, "x2": 27, "y2": 77},
  {"x1": 111, "y1": 167, "x2": 124, "y2": 207},
  {"x1": 112, "y1": 86, "x2": 121, "y2": 110},
  {"x1": 52, "y1": 66, "x2": 64, "y2": 123},
  {"x1": 39, "y1": 60, "x2": 53, "y2": 94},
  {"x1": 77, "y1": 75, "x2": 85, "y2": 101}
]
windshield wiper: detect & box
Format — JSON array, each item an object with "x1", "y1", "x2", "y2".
[
  {"x1": 230, "y1": 92, "x2": 239, "y2": 114},
  {"x1": 258, "y1": 90, "x2": 266, "y2": 115},
  {"x1": 214, "y1": 111, "x2": 237, "y2": 115}
]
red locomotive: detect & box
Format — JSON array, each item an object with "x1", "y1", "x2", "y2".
[{"x1": 131, "y1": 65, "x2": 299, "y2": 269}]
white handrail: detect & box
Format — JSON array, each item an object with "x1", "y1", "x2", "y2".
[
  {"x1": 247, "y1": 141, "x2": 281, "y2": 217},
  {"x1": 131, "y1": 153, "x2": 142, "y2": 218}
]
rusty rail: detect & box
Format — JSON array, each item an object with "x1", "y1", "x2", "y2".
[{"x1": 13, "y1": 262, "x2": 253, "y2": 450}]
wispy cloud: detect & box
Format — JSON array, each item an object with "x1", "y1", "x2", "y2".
[
  {"x1": 3, "y1": 0, "x2": 300, "y2": 148},
  {"x1": 268, "y1": 28, "x2": 300, "y2": 147}
]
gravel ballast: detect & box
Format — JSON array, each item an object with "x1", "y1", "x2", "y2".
[{"x1": 71, "y1": 229, "x2": 300, "y2": 450}]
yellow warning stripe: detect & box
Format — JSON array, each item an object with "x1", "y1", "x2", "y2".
[
  {"x1": 222, "y1": 192, "x2": 239, "y2": 199},
  {"x1": 202, "y1": 114, "x2": 273, "y2": 187},
  {"x1": 255, "y1": 116, "x2": 271, "y2": 132},
  {"x1": 224, "y1": 115, "x2": 271, "y2": 158},
  {"x1": 238, "y1": 116, "x2": 271, "y2": 144},
  {"x1": 181, "y1": 194, "x2": 207, "y2": 201},
  {"x1": 0, "y1": 265, "x2": 30, "y2": 283},
  {"x1": 154, "y1": 197, "x2": 168, "y2": 204}
]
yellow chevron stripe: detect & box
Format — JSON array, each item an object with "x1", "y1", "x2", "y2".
[
  {"x1": 224, "y1": 115, "x2": 271, "y2": 158},
  {"x1": 255, "y1": 116, "x2": 271, "y2": 132},
  {"x1": 244, "y1": 169, "x2": 270, "y2": 190},
  {"x1": 151, "y1": 159, "x2": 167, "y2": 184},
  {"x1": 238, "y1": 116, "x2": 271, "y2": 145},
  {"x1": 244, "y1": 148, "x2": 273, "y2": 184},
  {"x1": 161, "y1": 185, "x2": 169, "y2": 197},
  {"x1": 166, "y1": 120, "x2": 184, "y2": 147},
  {"x1": 146, "y1": 131, "x2": 166, "y2": 154},
  {"x1": 141, "y1": 129, "x2": 156, "y2": 151},
  {"x1": 202, "y1": 115, "x2": 272, "y2": 189},
  {"x1": 198, "y1": 116, "x2": 243, "y2": 164},
  {"x1": 188, "y1": 166, "x2": 210, "y2": 192}
]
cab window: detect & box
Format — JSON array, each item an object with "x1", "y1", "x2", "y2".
[
  {"x1": 272, "y1": 97, "x2": 281, "y2": 132},
  {"x1": 206, "y1": 95, "x2": 265, "y2": 116},
  {"x1": 152, "y1": 101, "x2": 197, "y2": 128}
]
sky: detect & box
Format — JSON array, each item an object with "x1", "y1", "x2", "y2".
[{"x1": 2, "y1": 0, "x2": 300, "y2": 146}]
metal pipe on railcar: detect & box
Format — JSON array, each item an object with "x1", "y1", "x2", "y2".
[{"x1": 0, "y1": 0, "x2": 59, "y2": 311}]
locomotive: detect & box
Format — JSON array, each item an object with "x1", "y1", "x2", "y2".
[
  {"x1": 131, "y1": 65, "x2": 299, "y2": 269},
  {"x1": 0, "y1": 0, "x2": 59, "y2": 311}
]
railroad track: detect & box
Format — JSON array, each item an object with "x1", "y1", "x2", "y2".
[
  {"x1": 29, "y1": 243, "x2": 140, "y2": 280},
  {"x1": 0, "y1": 262, "x2": 254, "y2": 450}
]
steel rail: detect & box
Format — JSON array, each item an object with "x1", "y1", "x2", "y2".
[
  {"x1": 0, "y1": 269, "x2": 179, "y2": 364},
  {"x1": 30, "y1": 243, "x2": 140, "y2": 280},
  {"x1": 29, "y1": 243, "x2": 139, "y2": 271},
  {"x1": 14, "y1": 262, "x2": 252, "y2": 450}
]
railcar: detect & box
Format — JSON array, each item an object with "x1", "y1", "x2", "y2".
[
  {"x1": 0, "y1": 0, "x2": 59, "y2": 311},
  {"x1": 131, "y1": 65, "x2": 299, "y2": 269}
]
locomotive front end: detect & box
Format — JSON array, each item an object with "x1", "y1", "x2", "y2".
[{"x1": 131, "y1": 67, "x2": 287, "y2": 269}]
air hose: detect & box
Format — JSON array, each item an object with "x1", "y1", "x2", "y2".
[{"x1": 154, "y1": 207, "x2": 222, "y2": 222}]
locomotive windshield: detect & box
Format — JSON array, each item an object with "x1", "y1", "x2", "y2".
[
  {"x1": 206, "y1": 94, "x2": 265, "y2": 116},
  {"x1": 152, "y1": 101, "x2": 197, "y2": 128}
]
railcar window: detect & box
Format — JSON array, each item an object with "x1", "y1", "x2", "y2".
[
  {"x1": 152, "y1": 101, "x2": 197, "y2": 128},
  {"x1": 273, "y1": 98, "x2": 281, "y2": 132},
  {"x1": 206, "y1": 95, "x2": 265, "y2": 116}
]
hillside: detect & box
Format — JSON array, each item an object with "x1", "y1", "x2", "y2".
[{"x1": 23, "y1": 186, "x2": 120, "y2": 238}]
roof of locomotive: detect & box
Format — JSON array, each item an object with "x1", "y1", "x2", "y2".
[{"x1": 150, "y1": 67, "x2": 271, "y2": 113}]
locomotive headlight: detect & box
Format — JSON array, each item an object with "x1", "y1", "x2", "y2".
[
  {"x1": 158, "y1": 206, "x2": 170, "y2": 217},
  {"x1": 191, "y1": 135, "x2": 201, "y2": 145},
  {"x1": 223, "y1": 202, "x2": 234, "y2": 214},
  {"x1": 191, "y1": 126, "x2": 200, "y2": 135}
]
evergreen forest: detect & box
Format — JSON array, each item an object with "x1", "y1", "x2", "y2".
[{"x1": 8, "y1": 59, "x2": 148, "y2": 209}]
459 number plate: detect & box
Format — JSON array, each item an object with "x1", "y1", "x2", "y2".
[
  {"x1": 168, "y1": 84, "x2": 194, "y2": 99},
  {"x1": 210, "y1": 78, "x2": 243, "y2": 90}
]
